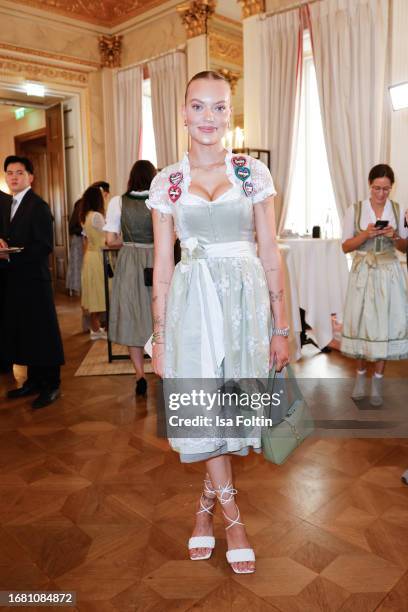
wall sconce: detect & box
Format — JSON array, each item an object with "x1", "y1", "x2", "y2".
[{"x1": 389, "y1": 82, "x2": 408, "y2": 111}]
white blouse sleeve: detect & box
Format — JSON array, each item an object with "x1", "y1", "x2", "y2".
[
  {"x1": 398, "y1": 206, "x2": 408, "y2": 239},
  {"x1": 103, "y1": 196, "x2": 122, "y2": 233},
  {"x1": 342, "y1": 205, "x2": 355, "y2": 243},
  {"x1": 250, "y1": 157, "x2": 277, "y2": 204},
  {"x1": 145, "y1": 171, "x2": 173, "y2": 215},
  {"x1": 91, "y1": 211, "x2": 105, "y2": 232}
]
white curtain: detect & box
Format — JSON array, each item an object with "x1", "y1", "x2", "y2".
[
  {"x1": 308, "y1": 0, "x2": 389, "y2": 219},
  {"x1": 260, "y1": 10, "x2": 303, "y2": 231},
  {"x1": 149, "y1": 51, "x2": 188, "y2": 168},
  {"x1": 116, "y1": 66, "x2": 143, "y2": 193}
]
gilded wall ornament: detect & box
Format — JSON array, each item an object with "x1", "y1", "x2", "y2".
[
  {"x1": 11, "y1": 0, "x2": 163, "y2": 27},
  {"x1": 237, "y1": 0, "x2": 265, "y2": 18},
  {"x1": 0, "y1": 55, "x2": 88, "y2": 84},
  {"x1": 0, "y1": 43, "x2": 99, "y2": 70},
  {"x1": 216, "y1": 68, "x2": 241, "y2": 94},
  {"x1": 177, "y1": 0, "x2": 216, "y2": 38},
  {"x1": 209, "y1": 32, "x2": 243, "y2": 67},
  {"x1": 99, "y1": 35, "x2": 123, "y2": 68}
]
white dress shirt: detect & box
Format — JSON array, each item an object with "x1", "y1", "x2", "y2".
[{"x1": 10, "y1": 186, "x2": 31, "y2": 220}]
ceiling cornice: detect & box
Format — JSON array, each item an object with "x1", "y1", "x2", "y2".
[{"x1": 3, "y1": 0, "x2": 180, "y2": 28}]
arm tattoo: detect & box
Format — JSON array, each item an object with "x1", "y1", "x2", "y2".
[
  {"x1": 153, "y1": 315, "x2": 165, "y2": 325},
  {"x1": 265, "y1": 267, "x2": 278, "y2": 273},
  {"x1": 269, "y1": 289, "x2": 283, "y2": 303}
]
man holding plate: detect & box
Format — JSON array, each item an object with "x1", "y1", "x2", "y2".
[
  {"x1": 0, "y1": 189, "x2": 13, "y2": 373},
  {"x1": 0, "y1": 155, "x2": 64, "y2": 408}
]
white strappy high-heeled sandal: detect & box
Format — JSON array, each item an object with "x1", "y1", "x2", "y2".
[
  {"x1": 216, "y1": 481, "x2": 255, "y2": 574},
  {"x1": 188, "y1": 477, "x2": 216, "y2": 561}
]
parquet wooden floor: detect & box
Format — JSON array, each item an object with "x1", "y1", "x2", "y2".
[{"x1": 0, "y1": 295, "x2": 407, "y2": 611}]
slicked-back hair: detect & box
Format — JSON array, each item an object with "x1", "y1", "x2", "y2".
[{"x1": 185, "y1": 70, "x2": 230, "y2": 102}]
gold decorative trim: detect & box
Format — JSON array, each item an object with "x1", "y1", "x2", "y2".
[
  {"x1": 0, "y1": 54, "x2": 89, "y2": 84},
  {"x1": 216, "y1": 67, "x2": 241, "y2": 94},
  {"x1": 98, "y1": 35, "x2": 123, "y2": 68},
  {"x1": 10, "y1": 0, "x2": 168, "y2": 27},
  {"x1": 0, "y1": 42, "x2": 99, "y2": 70},
  {"x1": 213, "y1": 12, "x2": 242, "y2": 30},
  {"x1": 209, "y1": 32, "x2": 243, "y2": 67},
  {"x1": 177, "y1": 0, "x2": 216, "y2": 39},
  {"x1": 237, "y1": 0, "x2": 265, "y2": 18}
]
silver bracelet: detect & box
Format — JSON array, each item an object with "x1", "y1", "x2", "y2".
[{"x1": 272, "y1": 326, "x2": 290, "y2": 337}]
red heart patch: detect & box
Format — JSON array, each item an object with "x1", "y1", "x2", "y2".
[
  {"x1": 232, "y1": 156, "x2": 246, "y2": 167},
  {"x1": 169, "y1": 171, "x2": 183, "y2": 185},
  {"x1": 168, "y1": 185, "x2": 182, "y2": 203}
]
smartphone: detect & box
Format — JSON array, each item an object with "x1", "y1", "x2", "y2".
[{"x1": 375, "y1": 220, "x2": 389, "y2": 229}]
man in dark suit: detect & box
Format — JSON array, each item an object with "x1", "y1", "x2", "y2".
[
  {"x1": 0, "y1": 155, "x2": 64, "y2": 408},
  {"x1": 0, "y1": 189, "x2": 13, "y2": 373}
]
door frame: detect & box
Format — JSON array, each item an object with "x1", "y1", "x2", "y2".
[
  {"x1": 0, "y1": 77, "x2": 90, "y2": 195},
  {"x1": 15, "y1": 128, "x2": 47, "y2": 150}
]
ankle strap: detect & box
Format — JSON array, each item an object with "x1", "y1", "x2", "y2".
[
  {"x1": 203, "y1": 477, "x2": 216, "y2": 497},
  {"x1": 215, "y1": 481, "x2": 238, "y2": 505}
]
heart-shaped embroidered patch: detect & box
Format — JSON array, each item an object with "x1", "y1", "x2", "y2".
[
  {"x1": 169, "y1": 171, "x2": 183, "y2": 185},
  {"x1": 168, "y1": 185, "x2": 182, "y2": 203},
  {"x1": 232, "y1": 156, "x2": 246, "y2": 167},
  {"x1": 243, "y1": 180, "x2": 254, "y2": 196},
  {"x1": 235, "y1": 166, "x2": 250, "y2": 181}
]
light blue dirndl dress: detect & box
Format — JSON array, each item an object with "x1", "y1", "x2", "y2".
[
  {"x1": 341, "y1": 200, "x2": 408, "y2": 361},
  {"x1": 147, "y1": 150, "x2": 284, "y2": 462}
]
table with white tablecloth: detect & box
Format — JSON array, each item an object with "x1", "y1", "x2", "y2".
[{"x1": 278, "y1": 238, "x2": 349, "y2": 349}]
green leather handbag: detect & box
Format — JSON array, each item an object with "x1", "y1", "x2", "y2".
[{"x1": 261, "y1": 366, "x2": 314, "y2": 465}]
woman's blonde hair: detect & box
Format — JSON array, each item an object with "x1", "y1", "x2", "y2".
[{"x1": 185, "y1": 70, "x2": 230, "y2": 101}]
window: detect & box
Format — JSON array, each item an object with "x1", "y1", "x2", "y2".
[
  {"x1": 285, "y1": 32, "x2": 340, "y2": 238},
  {"x1": 141, "y1": 78, "x2": 157, "y2": 167}
]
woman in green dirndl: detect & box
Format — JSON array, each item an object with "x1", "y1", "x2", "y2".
[{"x1": 341, "y1": 164, "x2": 408, "y2": 406}]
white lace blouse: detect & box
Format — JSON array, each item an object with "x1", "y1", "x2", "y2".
[{"x1": 146, "y1": 149, "x2": 276, "y2": 215}]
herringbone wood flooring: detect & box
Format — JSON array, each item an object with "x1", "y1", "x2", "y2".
[{"x1": 0, "y1": 295, "x2": 407, "y2": 611}]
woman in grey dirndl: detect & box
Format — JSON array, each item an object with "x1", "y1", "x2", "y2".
[
  {"x1": 104, "y1": 161, "x2": 156, "y2": 395},
  {"x1": 341, "y1": 164, "x2": 408, "y2": 406}
]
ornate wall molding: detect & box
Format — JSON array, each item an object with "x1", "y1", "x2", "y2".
[
  {"x1": 0, "y1": 42, "x2": 99, "y2": 70},
  {"x1": 209, "y1": 31, "x2": 243, "y2": 67},
  {"x1": 0, "y1": 54, "x2": 89, "y2": 84},
  {"x1": 11, "y1": 0, "x2": 167, "y2": 27},
  {"x1": 98, "y1": 35, "x2": 123, "y2": 68},
  {"x1": 237, "y1": 0, "x2": 265, "y2": 18},
  {"x1": 216, "y1": 68, "x2": 241, "y2": 94},
  {"x1": 177, "y1": 0, "x2": 216, "y2": 39}
]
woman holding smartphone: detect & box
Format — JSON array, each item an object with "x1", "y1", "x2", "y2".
[{"x1": 341, "y1": 164, "x2": 408, "y2": 405}]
